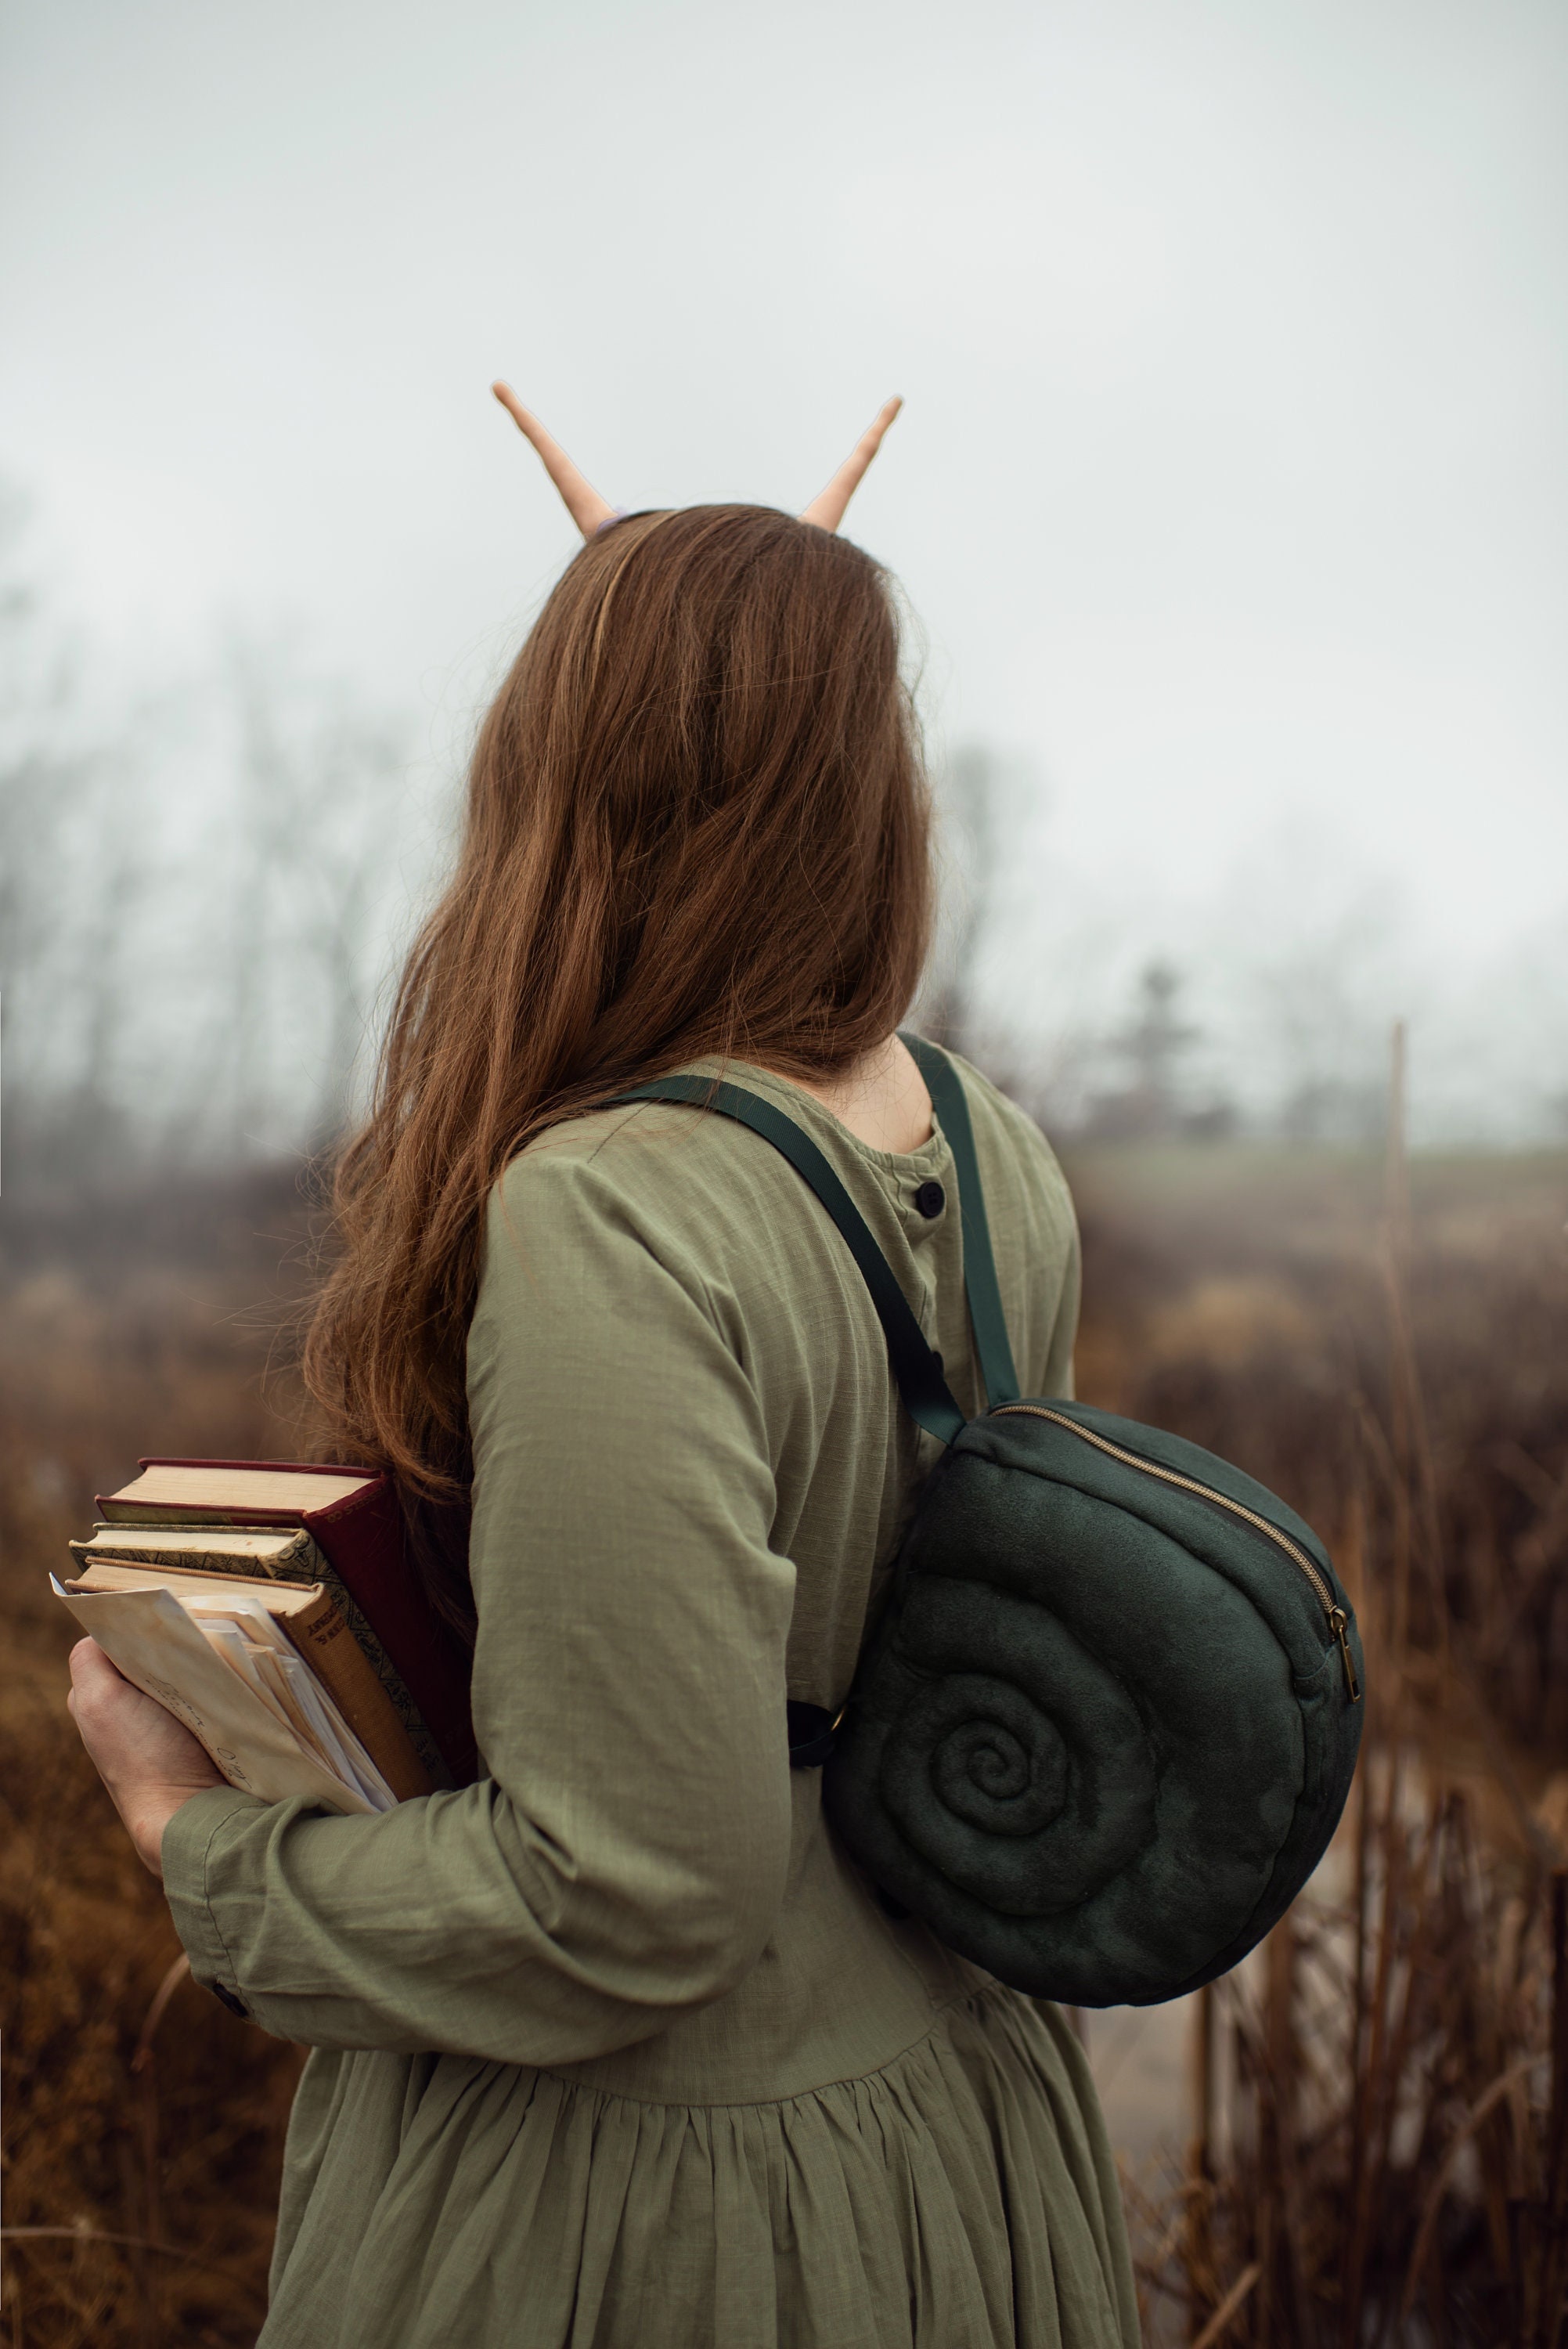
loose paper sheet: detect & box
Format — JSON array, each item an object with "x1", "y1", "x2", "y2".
[{"x1": 183, "y1": 1589, "x2": 396, "y2": 1809}]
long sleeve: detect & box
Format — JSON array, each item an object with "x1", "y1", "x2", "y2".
[{"x1": 162, "y1": 1147, "x2": 797, "y2": 2065}]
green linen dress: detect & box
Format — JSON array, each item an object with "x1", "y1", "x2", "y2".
[{"x1": 163, "y1": 1052, "x2": 1141, "y2": 2349}]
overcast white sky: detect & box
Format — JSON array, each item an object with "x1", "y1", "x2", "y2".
[{"x1": 3, "y1": 0, "x2": 1566, "y2": 1120}]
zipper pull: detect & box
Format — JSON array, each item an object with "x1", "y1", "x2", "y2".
[{"x1": 1328, "y1": 1606, "x2": 1361, "y2": 1704}]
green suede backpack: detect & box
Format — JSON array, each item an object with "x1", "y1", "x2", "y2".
[{"x1": 615, "y1": 1034, "x2": 1364, "y2": 2009}]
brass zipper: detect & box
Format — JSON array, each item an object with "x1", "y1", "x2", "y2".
[{"x1": 993, "y1": 1404, "x2": 1361, "y2": 1703}]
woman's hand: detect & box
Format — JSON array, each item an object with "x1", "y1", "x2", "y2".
[{"x1": 67, "y1": 1639, "x2": 226, "y2": 1881}]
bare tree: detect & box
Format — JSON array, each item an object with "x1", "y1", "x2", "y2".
[
  {"x1": 173, "y1": 637, "x2": 416, "y2": 1158},
  {"x1": 1249, "y1": 906, "x2": 1400, "y2": 1145},
  {"x1": 1, "y1": 502, "x2": 422, "y2": 1186},
  {"x1": 0, "y1": 495, "x2": 142, "y2": 1185}
]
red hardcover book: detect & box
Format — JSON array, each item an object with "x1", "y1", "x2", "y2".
[{"x1": 94, "y1": 1459, "x2": 478, "y2": 1786}]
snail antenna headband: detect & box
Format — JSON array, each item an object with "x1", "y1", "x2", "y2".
[
  {"x1": 490, "y1": 384, "x2": 616, "y2": 537},
  {"x1": 491, "y1": 383, "x2": 903, "y2": 539},
  {"x1": 797, "y1": 397, "x2": 903, "y2": 532}
]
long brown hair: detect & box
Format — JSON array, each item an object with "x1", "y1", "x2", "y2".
[{"x1": 302, "y1": 503, "x2": 933, "y2": 1629}]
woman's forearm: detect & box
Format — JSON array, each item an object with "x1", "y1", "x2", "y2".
[{"x1": 163, "y1": 1760, "x2": 791, "y2": 2063}]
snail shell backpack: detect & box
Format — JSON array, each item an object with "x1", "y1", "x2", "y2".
[{"x1": 614, "y1": 1034, "x2": 1366, "y2": 2007}]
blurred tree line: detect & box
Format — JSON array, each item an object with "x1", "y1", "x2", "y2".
[
  {"x1": 925, "y1": 747, "x2": 1568, "y2": 1149},
  {"x1": 3, "y1": 511, "x2": 1564, "y2": 1196},
  {"x1": 0, "y1": 499, "x2": 420, "y2": 1200}
]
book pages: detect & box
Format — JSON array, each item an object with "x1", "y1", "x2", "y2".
[
  {"x1": 52, "y1": 1577, "x2": 376, "y2": 1814},
  {"x1": 241, "y1": 1640, "x2": 323, "y2": 1751},
  {"x1": 70, "y1": 1524, "x2": 320, "y2": 1578},
  {"x1": 184, "y1": 1591, "x2": 396, "y2": 1810},
  {"x1": 270, "y1": 1653, "x2": 396, "y2": 1809},
  {"x1": 105, "y1": 1465, "x2": 372, "y2": 1514}
]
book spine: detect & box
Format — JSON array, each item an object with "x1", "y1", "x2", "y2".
[
  {"x1": 283, "y1": 1602, "x2": 434, "y2": 1802},
  {"x1": 305, "y1": 1486, "x2": 478, "y2": 1787},
  {"x1": 297, "y1": 1554, "x2": 458, "y2": 1791}
]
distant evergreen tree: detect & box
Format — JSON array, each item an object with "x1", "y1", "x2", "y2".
[{"x1": 1083, "y1": 962, "x2": 1234, "y2": 1142}]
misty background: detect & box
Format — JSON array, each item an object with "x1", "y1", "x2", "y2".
[{"x1": 2, "y1": 0, "x2": 1566, "y2": 1178}]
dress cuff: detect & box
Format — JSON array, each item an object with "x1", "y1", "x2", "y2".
[{"x1": 161, "y1": 1785, "x2": 270, "y2": 2017}]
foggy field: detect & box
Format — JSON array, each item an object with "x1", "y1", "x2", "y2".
[{"x1": 2, "y1": 1138, "x2": 1566, "y2": 2344}]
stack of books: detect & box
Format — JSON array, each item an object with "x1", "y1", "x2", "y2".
[{"x1": 56, "y1": 1459, "x2": 478, "y2": 1812}]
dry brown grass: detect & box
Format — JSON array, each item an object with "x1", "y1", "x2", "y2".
[
  {"x1": 1, "y1": 1140, "x2": 1565, "y2": 2344},
  {"x1": 0, "y1": 1179, "x2": 314, "y2": 2346}
]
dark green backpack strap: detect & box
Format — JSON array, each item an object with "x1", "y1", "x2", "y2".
[
  {"x1": 608, "y1": 1074, "x2": 967, "y2": 1446},
  {"x1": 898, "y1": 1032, "x2": 1021, "y2": 1409}
]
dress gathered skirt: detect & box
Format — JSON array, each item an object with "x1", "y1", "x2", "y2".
[
  {"x1": 161, "y1": 1054, "x2": 1140, "y2": 2348},
  {"x1": 251, "y1": 1982, "x2": 1133, "y2": 2349}
]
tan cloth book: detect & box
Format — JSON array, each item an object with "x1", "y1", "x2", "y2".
[{"x1": 57, "y1": 1560, "x2": 434, "y2": 1803}]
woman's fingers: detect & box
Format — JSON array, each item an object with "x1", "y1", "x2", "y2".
[
  {"x1": 492, "y1": 383, "x2": 617, "y2": 540},
  {"x1": 69, "y1": 1638, "x2": 214, "y2": 1775},
  {"x1": 67, "y1": 1638, "x2": 225, "y2": 1876},
  {"x1": 799, "y1": 396, "x2": 903, "y2": 533}
]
